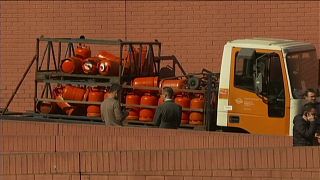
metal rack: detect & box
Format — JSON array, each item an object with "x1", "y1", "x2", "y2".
[{"x1": 2, "y1": 36, "x2": 218, "y2": 131}]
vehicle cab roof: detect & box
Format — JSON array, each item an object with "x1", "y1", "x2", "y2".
[{"x1": 227, "y1": 38, "x2": 315, "y2": 52}]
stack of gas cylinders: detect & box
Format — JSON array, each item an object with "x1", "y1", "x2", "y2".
[
  {"x1": 125, "y1": 76, "x2": 205, "y2": 125},
  {"x1": 37, "y1": 85, "x2": 108, "y2": 117},
  {"x1": 60, "y1": 44, "x2": 148, "y2": 76}
]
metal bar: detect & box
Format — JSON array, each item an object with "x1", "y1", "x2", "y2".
[
  {"x1": 46, "y1": 42, "x2": 51, "y2": 98},
  {"x1": 38, "y1": 37, "x2": 160, "y2": 46},
  {"x1": 36, "y1": 98, "x2": 102, "y2": 105},
  {"x1": 157, "y1": 40, "x2": 161, "y2": 74},
  {"x1": 139, "y1": 44, "x2": 142, "y2": 76},
  {"x1": 40, "y1": 80, "x2": 116, "y2": 87},
  {"x1": 39, "y1": 43, "x2": 48, "y2": 70},
  {"x1": 50, "y1": 42, "x2": 58, "y2": 70},
  {"x1": 68, "y1": 43, "x2": 72, "y2": 57},
  {"x1": 2, "y1": 55, "x2": 37, "y2": 115},
  {"x1": 58, "y1": 42, "x2": 61, "y2": 70},
  {"x1": 37, "y1": 71, "x2": 119, "y2": 80},
  {"x1": 122, "y1": 103, "x2": 204, "y2": 112},
  {"x1": 34, "y1": 39, "x2": 40, "y2": 112},
  {"x1": 122, "y1": 85, "x2": 205, "y2": 93}
]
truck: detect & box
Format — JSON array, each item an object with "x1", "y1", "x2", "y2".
[
  {"x1": 2, "y1": 37, "x2": 318, "y2": 136},
  {"x1": 216, "y1": 38, "x2": 318, "y2": 136}
]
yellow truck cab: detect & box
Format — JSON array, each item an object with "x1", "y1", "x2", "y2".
[{"x1": 217, "y1": 38, "x2": 319, "y2": 136}]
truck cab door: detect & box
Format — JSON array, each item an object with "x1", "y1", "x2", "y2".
[{"x1": 227, "y1": 48, "x2": 290, "y2": 135}]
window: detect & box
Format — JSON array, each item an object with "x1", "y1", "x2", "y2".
[{"x1": 234, "y1": 56, "x2": 255, "y2": 91}]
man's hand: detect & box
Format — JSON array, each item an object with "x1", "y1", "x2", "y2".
[
  {"x1": 307, "y1": 113, "x2": 316, "y2": 122},
  {"x1": 315, "y1": 133, "x2": 320, "y2": 144}
]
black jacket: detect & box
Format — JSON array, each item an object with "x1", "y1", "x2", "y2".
[
  {"x1": 293, "y1": 114, "x2": 317, "y2": 146},
  {"x1": 153, "y1": 100, "x2": 182, "y2": 129}
]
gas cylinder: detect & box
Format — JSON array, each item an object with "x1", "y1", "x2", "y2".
[
  {"x1": 189, "y1": 94, "x2": 205, "y2": 125},
  {"x1": 60, "y1": 56, "x2": 83, "y2": 74},
  {"x1": 159, "y1": 79, "x2": 186, "y2": 90},
  {"x1": 82, "y1": 57, "x2": 101, "y2": 75},
  {"x1": 53, "y1": 87, "x2": 75, "y2": 116},
  {"x1": 133, "y1": 76, "x2": 159, "y2": 88},
  {"x1": 139, "y1": 93, "x2": 158, "y2": 122},
  {"x1": 62, "y1": 85, "x2": 88, "y2": 101},
  {"x1": 75, "y1": 45, "x2": 91, "y2": 59},
  {"x1": 96, "y1": 50, "x2": 120, "y2": 76},
  {"x1": 175, "y1": 94, "x2": 191, "y2": 124},
  {"x1": 87, "y1": 88, "x2": 105, "y2": 117},
  {"x1": 125, "y1": 93, "x2": 141, "y2": 120},
  {"x1": 97, "y1": 50, "x2": 119, "y2": 62},
  {"x1": 36, "y1": 101, "x2": 56, "y2": 114}
]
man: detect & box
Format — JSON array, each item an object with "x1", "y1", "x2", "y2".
[
  {"x1": 303, "y1": 88, "x2": 320, "y2": 144},
  {"x1": 293, "y1": 102, "x2": 318, "y2": 146},
  {"x1": 153, "y1": 87, "x2": 182, "y2": 129},
  {"x1": 303, "y1": 89, "x2": 320, "y2": 112},
  {"x1": 101, "y1": 84, "x2": 128, "y2": 126}
]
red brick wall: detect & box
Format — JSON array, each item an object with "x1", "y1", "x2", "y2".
[
  {"x1": 1, "y1": 1, "x2": 319, "y2": 112},
  {"x1": 0, "y1": 120, "x2": 319, "y2": 179}
]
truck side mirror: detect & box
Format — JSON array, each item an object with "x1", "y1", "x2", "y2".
[{"x1": 237, "y1": 48, "x2": 256, "y2": 60}]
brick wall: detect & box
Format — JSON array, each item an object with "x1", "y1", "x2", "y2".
[
  {"x1": 0, "y1": 120, "x2": 319, "y2": 179},
  {"x1": 1, "y1": 1, "x2": 319, "y2": 112}
]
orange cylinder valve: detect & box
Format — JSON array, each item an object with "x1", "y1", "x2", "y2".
[
  {"x1": 60, "y1": 56, "x2": 84, "y2": 74},
  {"x1": 189, "y1": 94, "x2": 205, "y2": 125},
  {"x1": 125, "y1": 93, "x2": 141, "y2": 120},
  {"x1": 175, "y1": 94, "x2": 191, "y2": 124},
  {"x1": 82, "y1": 57, "x2": 101, "y2": 75},
  {"x1": 87, "y1": 88, "x2": 105, "y2": 117},
  {"x1": 139, "y1": 93, "x2": 158, "y2": 122},
  {"x1": 75, "y1": 45, "x2": 91, "y2": 59}
]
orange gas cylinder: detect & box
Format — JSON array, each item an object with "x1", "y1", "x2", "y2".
[
  {"x1": 139, "y1": 93, "x2": 158, "y2": 122},
  {"x1": 53, "y1": 87, "x2": 75, "y2": 116},
  {"x1": 97, "y1": 50, "x2": 119, "y2": 61},
  {"x1": 134, "y1": 46, "x2": 148, "y2": 73},
  {"x1": 133, "y1": 76, "x2": 159, "y2": 88},
  {"x1": 82, "y1": 57, "x2": 101, "y2": 75},
  {"x1": 125, "y1": 93, "x2": 141, "y2": 120},
  {"x1": 175, "y1": 94, "x2": 191, "y2": 124},
  {"x1": 159, "y1": 79, "x2": 186, "y2": 92},
  {"x1": 87, "y1": 88, "x2": 105, "y2": 117},
  {"x1": 61, "y1": 56, "x2": 83, "y2": 74},
  {"x1": 99, "y1": 59, "x2": 119, "y2": 76},
  {"x1": 62, "y1": 85, "x2": 88, "y2": 101},
  {"x1": 75, "y1": 45, "x2": 91, "y2": 59},
  {"x1": 36, "y1": 101, "x2": 56, "y2": 114},
  {"x1": 189, "y1": 95, "x2": 205, "y2": 125}
]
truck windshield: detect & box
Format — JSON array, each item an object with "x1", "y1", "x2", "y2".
[{"x1": 286, "y1": 50, "x2": 318, "y2": 99}]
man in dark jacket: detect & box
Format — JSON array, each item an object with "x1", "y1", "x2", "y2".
[
  {"x1": 293, "y1": 102, "x2": 318, "y2": 146},
  {"x1": 153, "y1": 87, "x2": 182, "y2": 129}
]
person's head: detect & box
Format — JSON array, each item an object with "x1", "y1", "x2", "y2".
[
  {"x1": 303, "y1": 102, "x2": 317, "y2": 121},
  {"x1": 161, "y1": 87, "x2": 174, "y2": 99},
  {"x1": 304, "y1": 89, "x2": 317, "y2": 103},
  {"x1": 109, "y1": 83, "x2": 121, "y2": 99}
]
